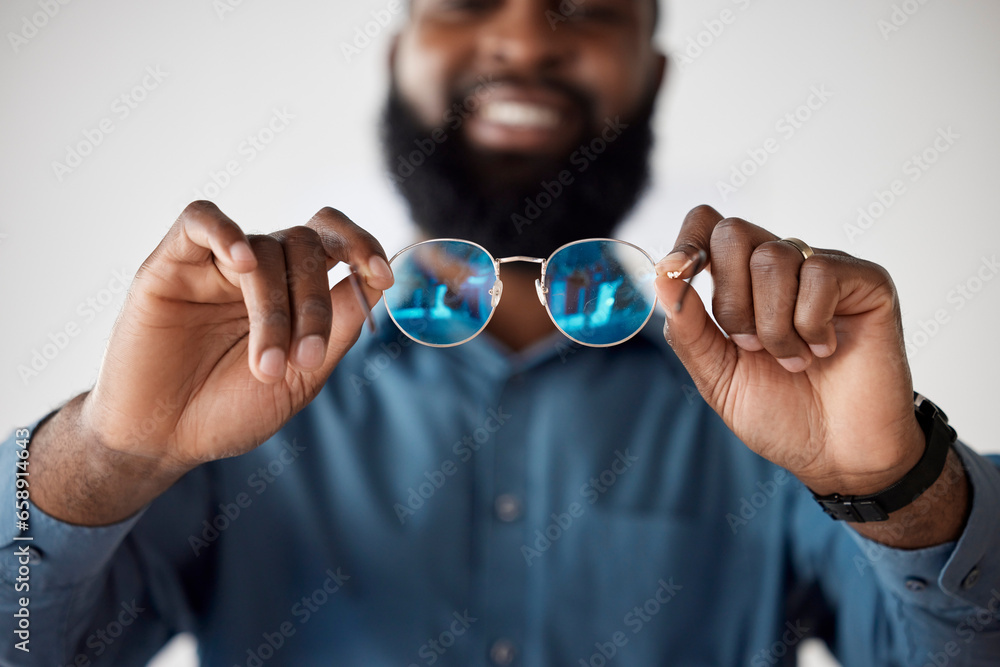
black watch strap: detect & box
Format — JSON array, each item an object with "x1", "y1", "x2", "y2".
[{"x1": 811, "y1": 393, "x2": 957, "y2": 522}]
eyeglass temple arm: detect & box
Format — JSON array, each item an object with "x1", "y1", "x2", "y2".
[
  {"x1": 676, "y1": 249, "x2": 708, "y2": 314},
  {"x1": 348, "y1": 266, "x2": 377, "y2": 334}
]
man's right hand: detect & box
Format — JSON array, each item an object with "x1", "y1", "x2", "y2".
[{"x1": 30, "y1": 202, "x2": 393, "y2": 524}]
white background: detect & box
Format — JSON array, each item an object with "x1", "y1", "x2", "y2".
[{"x1": 1, "y1": 1, "x2": 998, "y2": 665}]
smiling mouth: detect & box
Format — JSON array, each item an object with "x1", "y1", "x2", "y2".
[{"x1": 479, "y1": 100, "x2": 561, "y2": 130}]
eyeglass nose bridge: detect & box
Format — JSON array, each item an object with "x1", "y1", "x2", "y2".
[{"x1": 494, "y1": 254, "x2": 549, "y2": 309}]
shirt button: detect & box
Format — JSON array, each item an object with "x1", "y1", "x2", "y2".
[
  {"x1": 904, "y1": 577, "x2": 927, "y2": 592},
  {"x1": 490, "y1": 638, "x2": 516, "y2": 665},
  {"x1": 494, "y1": 494, "x2": 523, "y2": 522},
  {"x1": 26, "y1": 547, "x2": 42, "y2": 565},
  {"x1": 962, "y1": 566, "x2": 981, "y2": 590}
]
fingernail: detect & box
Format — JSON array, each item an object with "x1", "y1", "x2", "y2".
[
  {"x1": 367, "y1": 255, "x2": 393, "y2": 284},
  {"x1": 655, "y1": 251, "x2": 693, "y2": 278},
  {"x1": 777, "y1": 356, "x2": 809, "y2": 373},
  {"x1": 731, "y1": 334, "x2": 763, "y2": 352},
  {"x1": 259, "y1": 348, "x2": 286, "y2": 378},
  {"x1": 809, "y1": 343, "x2": 833, "y2": 358},
  {"x1": 295, "y1": 336, "x2": 325, "y2": 370},
  {"x1": 229, "y1": 241, "x2": 255, "y2": 264}
]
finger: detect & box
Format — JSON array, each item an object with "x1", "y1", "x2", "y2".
[
  {"x1": 653, "y1": 271, "x2": 734, "y2": 398},
  {"x1": 305, "y1": 207, "x2": 394, "y2": 290},
  {"x1": 749, "y1": 241, "x2": 812, "y2": 372},
  {"x1": 304, "y1": 272, "x2": 387, "y2": 380},
  {"x1": 708, "y1": 218, "x2": 779, "y2": 352},
  {"x1": 240, "y1": 236, "x2": 292, "y2": 383},
  {"x1": 793, "y1": 254, "x2": 896, "y2": 359},
  {"x1": 274, "y1": 226, "x2": 333, "y2": 372},
  {"x1": 655, "y1": 205, "x2": 724, "y2": 280},
  {"x1": 793, "y1": 257, "x2": 841, "y2": 360},
  {"x1": 167, "y1": 201, "x2": 257, "y2": 274}
]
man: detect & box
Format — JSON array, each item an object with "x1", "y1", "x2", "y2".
[{"x1": 2, "y1": 1, "x2": 999, "y2": 665}]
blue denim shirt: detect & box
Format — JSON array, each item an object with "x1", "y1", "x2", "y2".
[{"x1": 2, "y1": 313, "x2": 999, "y2": 666}]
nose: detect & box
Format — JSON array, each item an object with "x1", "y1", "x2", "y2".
[{"x1": 479, "y1": 2, "x2": 573, "y2": 74}]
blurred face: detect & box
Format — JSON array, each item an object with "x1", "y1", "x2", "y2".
[
  {"x1": 395, "y1": 0, "x2": 663, "y2": 172},
  {"x1": 382, "y1": 0, "x2": 666, "y2": 257}
]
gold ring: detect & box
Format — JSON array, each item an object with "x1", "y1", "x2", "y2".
[{"x1": 779, "y1": 237, "x2": 814, "y2": 260}]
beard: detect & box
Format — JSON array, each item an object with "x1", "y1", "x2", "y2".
[{"x1": 379, "y1": 79, "x2": 657, "y2": 260}]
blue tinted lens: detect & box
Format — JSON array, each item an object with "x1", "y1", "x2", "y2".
[
  {"x1": 384, "y1": 240, "x2": 497, "y2": 346},
  {"x1": 544, "y1": 240, "x2": 656, "y2": 346}
]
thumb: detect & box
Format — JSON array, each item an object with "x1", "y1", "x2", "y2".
[
  {"x1": 313, "y1": 272, "x2": 385, "y2": 379},
  {"x1": 653, "y1": 268, "x2": 732, "y2": 394}
]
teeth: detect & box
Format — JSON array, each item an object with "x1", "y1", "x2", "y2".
[{"x1": 480, "y1": 101, "x2": 560, "y2": 129}]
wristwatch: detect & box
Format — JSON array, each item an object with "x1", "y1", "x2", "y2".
[{"x1": 811, "y1": 393, "x2": 957, "y2": 522}]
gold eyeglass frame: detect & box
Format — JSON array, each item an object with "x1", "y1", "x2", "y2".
[{"x1": 382, "y1": 237, "x2": 659, "y2": 349}]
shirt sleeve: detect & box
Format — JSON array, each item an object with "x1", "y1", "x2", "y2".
[
  {"x1": 846, "y1": 442, "x2": 1000, "y2": 612},
  {"x1": 809, "y1": 440, "x2": 1000, "y2": 665},
  {"x1": 0, "y1": 418, "x2": 204, "y2": 666}
]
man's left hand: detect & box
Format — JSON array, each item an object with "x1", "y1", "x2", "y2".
[{"x1": 654, "y1": 205, "x2": 926, "y2": 497}]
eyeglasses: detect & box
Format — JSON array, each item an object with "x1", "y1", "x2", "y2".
[{"x1": 382, "y1": 238, "x2": 658, "y2": 348}]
